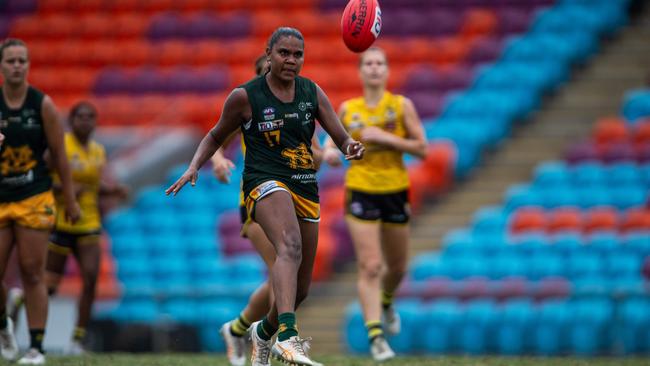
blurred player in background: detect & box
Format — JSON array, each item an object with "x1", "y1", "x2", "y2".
[
  {"x1": 9, "y1": 101, "x2": 129, "y2": 355},
  {"x1": 0, "y1": 38, "x2": 80, "y2": 365},
  {"x1": 212, "y1": 55, "x2": 324, "y2": 366},
  {"x1": 324, "y1": 47, "x2": 426, "y2": 362},
  {"x1": 167, "y1": 27, "x2": 363, "y2": 366}
]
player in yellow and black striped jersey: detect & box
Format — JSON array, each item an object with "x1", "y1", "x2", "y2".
[
  {"x1": 0, "y1": 38, "x2": 80, "y2": 364},
  {"x1": 10, "y1": 101, "x2": 128, "y2": 356},
  {"x1": 167, "y1": 27, "x2": 364, "y2": 366},
  {"x1": 324, "y1": 47, "x2": 427, "y2": 362}
]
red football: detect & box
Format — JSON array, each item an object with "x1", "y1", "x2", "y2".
[{"x1": 341, "y1": 0, "x2": 382, "y2": 53}]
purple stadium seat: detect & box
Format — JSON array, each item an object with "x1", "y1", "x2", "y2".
[
  {"x1": 457, "y1": 276, "x2": 491, "y2": 300},
  {"x1": 565, "y1": 141, "x2": 599, "y2": 164},
  {"x1": 634, "y1": 143, "x2": 650, "y2": 163},
  {"x1": 131, "y1": 68, "x2": 165, "y2": 94},
  {"x1": 439, "y1": 67, "x2": 475, "y2": 92},
  {"x1": 183, "y1": 13, "x2": 220, "y2": 39},
  {"x1": 496, "y1": 7, "x2": 533, "y2": 35},
  {"x1": 218, "y1": 210, "x2": 241, "y2": 239},
  {"x1": 194, "y1": 68, "x2": 229, "y2": 94},
  {"x1": 164, "y1": 68, "x2": 197, "y2": 94},
  {"x1": 0, "y1": 17, "x2": 10, "y2": 39},
  {"x1": 332, "y1": 218, "x2": 354, "y2": 265},
  {"x1": 534, "y1": 277, "x2": 571, "y2": 300},
  {"x1": 466, "y1": 37, "x2": 503, "y2": 65},
  {"x1": 148, "y1": 13, "x2": 185, "y2": 40},
  {"x1": 219, "y1": 14, "x2": 251, "y2": 39},
  {"x1": 222, "y1": 233, "x2": 254, "y2": 257},
  {"x1": 421, "y1": 277, "x2": 455, "y2": 300},
  {"x1": 422, "y1": 9, "x2": 460, "y2": 36},
  {"x1": 407, "y1": 92, "x2": 445, "y2": 119},
  {"x1": 319, "y1": 168, "x2": 345, "y2": 189},
  {"x1": 600, "y1": 143, "x2": 636, "y2": 164},
  {"x1": 494, "y1": 277, "x2": 529, "y2": 300},
  {"x1": 93, "y1": 68, "x2": 130, "y2": 95},
  {"x1": 317, "y1": 0, "x2": 348, "y2": 11},
  {"x1": 5, "y1": 0, "x2": 37, "y2": 15},
  {"x1": 403, "y1": 67, "x2": 442, "y2": 93}
]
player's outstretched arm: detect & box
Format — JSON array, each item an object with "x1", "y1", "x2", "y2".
[
  {"x1": 166, "y1": 88, "x2": 248, "y2": 196},
  {"x1": 315, "y1": 85, "x2": 364, "y2": 160}
]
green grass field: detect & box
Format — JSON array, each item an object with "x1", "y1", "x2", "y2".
[{"x1": 42, "y1": 354, "x2": 649, "y2": 366}]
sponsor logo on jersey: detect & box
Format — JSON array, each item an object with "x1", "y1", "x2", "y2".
[
  {"x1": 255, "y1": 181, "x2": 280, "y2": 197},
  {"x1": 302, "y1": 112, "x2": 312, "y2": 125},
  {"x1": 285, "y1": 113, "x2": 299, "y2": 119},
  {"x1": 258, "y1": 119, "x2": 284, "y2": 132},
  {"x1": 243, "y1": 119, "x2": 252, "y2": 130},
  {"x1": 298, "y1": 102, "x2": 307, "y2": 111}
]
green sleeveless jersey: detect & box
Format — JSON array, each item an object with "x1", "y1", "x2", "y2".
[
  {"x1": 0, "y1": 86, "x2": 52, "y2": 202},
  {"x1": 241, "y1": 75, "x2": 319, "y2": 202}
]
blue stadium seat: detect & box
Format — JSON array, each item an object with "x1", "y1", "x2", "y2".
[
  {"x1": 135, "y1": 185, "x2": 168, "y2": 212},
  {"x1": 577, "y1": 186, "x2": 612, "y2": 208},
  {"x1": 503, "y1": 185, "x2": 542, "y2": 212},
  {"x1": 197, "y1": 299, "x2": 243, "y2": 352},
  {"x1": 489, "y1": 254, "x2": 528, "y2": 280},
  {"x1": 410, "y1": 252, "x2": 449, "y2": 281},
  {"x1": 226, "y1": 255, "x2": 266, "y2": 287},
  {"x1": 586, "y1": 231, "x2": 620, "y2": 256},
  {"x1": 571, "y1": 162, "x2": 606, "y2": 187},
  {"x1": 471, "y1": 206, "x2": 507, "y2": 236},
  {"x1": 568, "y1": 253, "x2": 604, "y2": 280},
  {"x1": 532, "y1": 161, "x2": 570, "y2": 189},
  {"x1": 458, "y1": 300, "x2": 497, "y2": 354},
  {"x1": 528, "y1": 253, "x2": 566, "y2": 280},
  {"x1": 495, "y1": 299, "x2": 535, "y2": 355},
  {"x1": 606, "y1": 252, "x2": 643, "y2": 280},
  {"x1": 160, "y1": 298, "x2": 199, "y2": 324},
  {"x1": 533, "y1": 300, "x2": 571, "y2": 355},
  {"x1": 610, "y1": 185, "x2": 647, "y2": 210},
  {"x1": 606, "y1": 162, "x2": 642, "y2": 187},
  {"x1": 619, "y1": 298, "x2": 650, "y2": 354},
  {"x1": 539, "y1": 186, "x2": 580, "y2": 208},
  {"x1": 622, "y1": 89, "x2": 650, "y2": 122},
  {"x1": 622, "y1": 232, "x2": 650, "y2": 257},
  {"x1": 422, "y1": 299, "x2": 462, "y2": 354},
  {"x1": 441, "y1": 229, "x2": 479, "y2": 259},
  {"x1": 569, "y1": 298, "x2": 614, "y2": 356},
  {"x1": 551, "y1": 231, "x2": 584, "y2": 256},
  {"x1": 104, "y1": 209, "x2": 141, "y2": 236},
  {"x1": 110, "y1": 232, "x2": 148, "y2": 259},
  {"x1": 344, "y1": 303, "x2": 369, "y2": 353},
  {"x1": 389, "y1": 300, "x2": 422, "y2": 353}
]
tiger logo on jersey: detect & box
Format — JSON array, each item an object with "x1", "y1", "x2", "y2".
[
  {"x1": 281, "y1": 143, "x2": 313, "y2": 170},
  {"x1": 0, "y1": 145, "x2": 37, "y2": 175}
]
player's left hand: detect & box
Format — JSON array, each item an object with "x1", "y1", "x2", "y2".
[
  {"x1": 165, "y1": 167, "x2": 198, "y2": 196},
  {"x1": 344, "y1": 139, "x2": 365, "y2": 160}
]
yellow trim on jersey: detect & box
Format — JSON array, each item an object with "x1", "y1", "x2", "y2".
[
  {"x1": 245, "y1": 180, "x2": 320, "y2": 223},
  {"x1": 48, "y1": 242, "x2": 71, "y2": 255},
  {"x1": 342, "y1": 91, "x2": 410, "y2": 194},
  {"x1": 53, "y1": 133, "x2": 106, "y2": 233}
]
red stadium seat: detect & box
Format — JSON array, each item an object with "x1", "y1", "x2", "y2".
[
  {"x1": 547, "y1": 207, "x2": 582, "y2": 233},
  {"x1": 632, "y1": 119, "x2": 650, "y2": 145},
  {"x1": 191, "y1": 41, "x2": 227, "y2": 66},
  {"x1": 460, "y1": 9, "x2": 498, "y2": 40},
  {"x1": 593, "y1": 116, "x2": 629, "y2": 146},
  {"x1": 37, "y1": 0, "x2": 70, "y2": 14},
  {"x1": 431, "y1": 36, "x2": 471, "y2": 66},
  {"x1": 69, "y1": 0, "x2": 104, "y2": 14},
  {"x1": 221, "y1": 39, "x2": 267, "y2": 66},
  {"x1": 619, "y1": 208, "x2": 650, "y2": 232},
  {"x1": 583, "y1": 206, "x2": 618, "y2": 233},
  {"x1": 511, "y1": 207, "x2": 547, "y2": 233},
  {"x1": 150, "y1": 41, "x2": 189, "y2": 66},
  {"x1": 78, "y1": 14, "x2": 115, "y2": 39}
]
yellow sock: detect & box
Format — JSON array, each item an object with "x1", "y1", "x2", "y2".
[{"x1": 365, "y1": 320, "x2": 383, "y2": 341}]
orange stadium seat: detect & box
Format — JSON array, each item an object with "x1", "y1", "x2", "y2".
[
  {"x1": 112, "y1": 14, "x2": 150, "y2": 39},
  {"x1": 620, "y1": 208, "x2": 650, "y2": 232},
  {"x1": 191, "y1": 41, "x2": 227, "y2": 66},
  {"x1": 632, "y1": 120, "x2": 650, "y2": 145},
  {"x1": 37, "y1": 0, "x2": 70, "y2": 14},
  {"x1": 307, "y1": 37, "x2": 359, "y2": 65},
  {"x1": 116, "y1": 40, "x2": 155, "y2": 67},
  {"x1": 460, "y1": 9, "x2": 498, "y2": 40},
  {"x1": 583, "y1": 207, "x2": 618, "y2": 233},
  {"x1": 107, "y1": 0, "x2": 141, "y2": 14},
  {"x1": 69, "y1": 0, "x2": 104, "y2": 14},
  {"x1": 9, "y1": 17, "x2": 45, "y2": 41},
  {"x1": 251, "y1": 12, "x2": 286, "y2": 38},
  {"x1": 95, "y1": 96, "x2": 137, "y2": 126},
  {"x1": 78, "y1": 14, "x2": 116, "y2": 40},
  {"x1": 593, "y1": 116, "x2": 629, "y2": 146},
  {"x1": 511, "y1": 207, "x2": 547, "y2": 234},
  {"x1": 431, "y1": 36, "x2": 471, "y2": 66},
  {"x1": 547, "y1": 207, "x2": 582, "y2": 233},
  {"x1": 228, "y1": 64, "x2": 257, "y2": 87},
  {"x1": 40, "y1": 15, "x2": 77, "y2": 40},
  {"x1": 24, "y1": 41, "x2": 57, "y2": 67},
  {"x1": 150, "y1": 41, "x2": 189, "y2": 66},
  {"x1": 221, "y1": 39, "x2": 267, "y2": 66},
  {"x1": 422, "y1": 142, "x2": 455, "y2": 193}
]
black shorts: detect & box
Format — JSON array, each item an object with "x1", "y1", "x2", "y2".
[
  {"x1": 345, "y1": 189, "x2": 410, "y2": 224},
  {"x1": 49, "y1": 230, "x2": 101, "y2": 255},
  {"x1": 239, "y1": 205, "x2": 248, "y2": 225}
]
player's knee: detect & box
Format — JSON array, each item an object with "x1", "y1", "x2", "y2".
[
  {"x1": 360, "y1": 260, "x2": 383, "y2": 280},
  {"x1": 277, "y1": 231, "x2": 303, "y2": 264},
  {"x1": 19, "y1": 260, "x2": 44, "y2": 286}
]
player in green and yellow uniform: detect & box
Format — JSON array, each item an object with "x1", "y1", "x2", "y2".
[
  {"x1": 167, "y1": 28, "x2": 363, "y2": 366},
  {"x1": 212, "y1": 56, "x2": 325, "y2": 366},
  {"x1": 324, "y1": 47, "x2": 427, "y2": 362},
  {"x1": 0, "y1": 38, "x2": 80, "y2": 364}
]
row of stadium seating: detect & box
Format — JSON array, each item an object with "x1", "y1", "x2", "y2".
[{"x1": 346, "y1": 297, "x2": 650, "y2": 355}]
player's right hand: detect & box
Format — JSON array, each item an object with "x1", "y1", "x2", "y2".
[
  {"x1": 165, "y1": 167, "x2": 198, "y2": 196},
  {"x1": 212, "y1": 158, "x2": 235, "y2": 184},
  {"x1": 65, "y1": 201, "x2": 81, "y2": 224}
]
